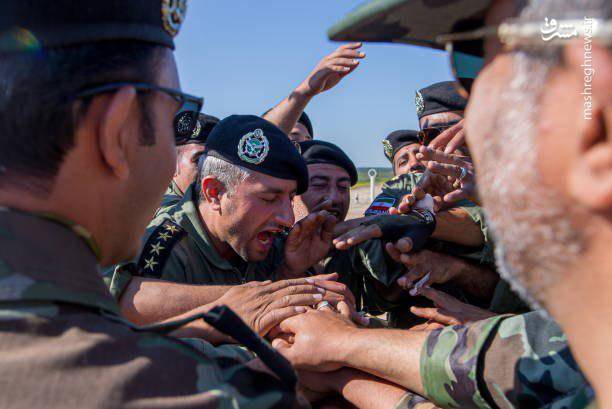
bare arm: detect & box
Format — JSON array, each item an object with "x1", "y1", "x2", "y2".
[
  {"x1": 336, "y1": 329, "x2": 429, "y2": 395},
  {"x1": 263, "y1": 43, "x2": 364, "y2": 135},
  {"x1": 299, "y1": 368, "x2": 410, "y2": 409},
  {"x1": 263, "y1": 89, "x2": 312, "y2": 135},
  {"x1": 433, "y1": 207, "x2": 483, "y2": 247},
  {"x1": 119, "y1": 277, "x2": 232, "y2": 325}
]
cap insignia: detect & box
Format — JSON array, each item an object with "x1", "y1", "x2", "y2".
[
  {"x1": 292, "y1": 141, "x2": 302, "y2": 154},
  {"x1": 161, "y1": 0, "x2": 187, "y2": 37},
  {"x1": 238, "y1": 128, "x2": 270, "y2": 165},
  {"x1": 382, "y1": 139, "x2": 393, "y2": 159},
  {"x1": 415, "y1": 90, "x2": 425, "y2": 115}
]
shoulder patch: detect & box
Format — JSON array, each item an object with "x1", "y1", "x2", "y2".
[
  {"x1": 137, "y1": 219, "x2": 186, "y2": 278},
  {"x1": 364, "y1": 195, "x2": 397, "y2": 216}
]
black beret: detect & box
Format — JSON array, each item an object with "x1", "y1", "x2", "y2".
[
  {"x1": 297, "y1": 112, "x2": 314, "y2": 138},
  {"x1": 0, "y1": 0, "x2": 187, "y2": 52},
  {"x1": 205, "y1": 115, "x2": 309, "y2": 194},
  {"x1": 299, "y1": 140, "x2": 357, "y2": 186},
  {"x1": 415, "y1": 80, "x2": 471, "y2": 119},
  {"x1": 383, "y1": 130, "x2": 420, "y2": 162},
  {"x1": 177, "y1": 113, "x2": 220, "y2": 146}
]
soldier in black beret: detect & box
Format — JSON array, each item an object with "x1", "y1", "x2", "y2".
[
  {"x1": 109, "y1": 115, "x2": 341, "y2": 315},
  {"x1": 0, "y1": 2, "x2": 311, "y2": 408},
  {"x1": 294, "y1": 140, "x2": 357, "y2": 223},
  {"x1": 157, "y1": 112, "x2": 220, "y2": 216},
  {"x1": 415, "y1": 80, "x2": 472, "y2": 146},
  {"x1": 382, "y1": 130, "x2": 425, "y2": 176}
]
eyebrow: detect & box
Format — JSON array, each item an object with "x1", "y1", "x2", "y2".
[{"x1": 311, "y1": 175, "x2": 330, "y2": 182}]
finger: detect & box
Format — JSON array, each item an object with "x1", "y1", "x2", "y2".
[
  {"x1": 443, "y1": 189, "x2": 469, "y2": 204},
  {"x1": 426, "y1": 162, "x2": 464, "y2": 179},
  {"x1": 271, "y1": 337, "x2": 292, "y2": 354},
  {"x1": 259, "y1": 306, "x2": 308, "y2": 336},
  {"x1": 333, "y1": 226, "x2": 365, "y2": 246},
  {"x1": 428, "y1": 121, "x2": 464, "y2": 151},
  {"x1": 313, "y1": 280, "x2": 356, "y2": 306},
  {"x1": 320, "y1": 215, "x2": 337, "y2": 244},
  {"x1": 311, "y1": 199, "x2": 333, "y2": 213},
  {"x1": 419, "y1": 146, "x2": 470, "y2": 168},
  {"x1": 394, "y1": 237, "x2": 413, "y2": 253},
  {"x1": 385, "y1": 242, "x2": 401, "y2": 262},
  {"x1": 444, "y1": 128, "x2": 467, "y2": 154},
  {"x1": 327, "y1": 57, "x2": 361, "y2": 67},
  {"x1": 418, "y1": 286, "x2": 453, "y2": 307},
  {"x1": 410, "y1": 306, "x2": 458, "y2": 326},
  {"x1": 334, "y1": 225, "x2": 381, "y2": 250},
  {"x1": 306, "y1": 272, "x2": 339, "y2": 283},
  {"x1": 329, "y1": 48, "x2": 366, "y2": 60},
  {"x1": 284, "y1": 222, "x2": 302, "y2": 251},
  {"x1": 397, "y1": 269, "x2": 424, "y2": 289},
  {"x1": 337, "y1": 42, "x2": 363, "y2": 50}
]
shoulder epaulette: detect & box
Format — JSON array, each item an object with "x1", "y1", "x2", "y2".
[{"x1": 137, "y1": 219, "x2": 186, "y2": 278}]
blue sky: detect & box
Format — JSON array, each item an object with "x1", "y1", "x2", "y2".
[{"x1": 175, "y1": 1, "x2": 453, "y2": 167}]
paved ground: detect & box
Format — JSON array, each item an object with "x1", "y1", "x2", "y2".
[{"x1": 347, "y1": 183, "x2": 383, "y2": 220}]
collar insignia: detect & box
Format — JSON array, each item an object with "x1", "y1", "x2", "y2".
[{"x1": 238, "y1": 128, "x2": 270, "y2": 165}]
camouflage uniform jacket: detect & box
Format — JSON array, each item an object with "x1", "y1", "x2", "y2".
[
  {"x1": 155, "y1": 179, "x2": 184, "y2": 218},
  {"x1": 0, "y1": 208, "x2": 303, "y2": 408},
  {"x1": 108, "y1": 184, "x2": 284, "y2": 299},
  {"x1": 421, "y1": 311, "x2": 593, "y2": 408}
]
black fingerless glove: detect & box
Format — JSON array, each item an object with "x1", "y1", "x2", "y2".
[{"x1": 362, "y1": 210, "x2": 436, "y2": 251}]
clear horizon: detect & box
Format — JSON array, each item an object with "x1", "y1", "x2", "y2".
[{"x1": 175, "y1": 1, "x2": 453, "y2": 167}]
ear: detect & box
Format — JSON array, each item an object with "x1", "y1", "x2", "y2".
[
  {"x1": 567, "y1": 42, "x2": 612, "y2": 211},
  {"x1": 97, "y1": 86, "x2": 138, "y2": 180},
  {"x1": 201, "y1": 176, "x2": 226, "y2": 211}
]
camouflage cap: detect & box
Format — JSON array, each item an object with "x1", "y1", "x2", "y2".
[{"x1": 327, "y1": 0, "x2": 491, "y2": 52}]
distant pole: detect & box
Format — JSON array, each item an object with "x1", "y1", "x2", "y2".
[{"x1": 368, "y1": 169, "x2": 377, "y2": 202}]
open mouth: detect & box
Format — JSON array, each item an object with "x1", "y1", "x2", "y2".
[{"x1": 256, "y1": 228, "x2": 282, "y2": 247}]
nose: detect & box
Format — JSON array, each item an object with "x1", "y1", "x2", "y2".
[{"x1": 275, "y1": 198, "x2": 295, "y2": 228}]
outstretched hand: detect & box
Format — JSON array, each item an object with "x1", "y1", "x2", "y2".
[
  {"x1": 283, "y1": 211, "x2": 337, "y2": 277},
  {"x1": 297, "y1": 43, "x2": 365, "y2": 97}
]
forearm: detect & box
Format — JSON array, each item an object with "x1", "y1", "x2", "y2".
[
  {"x1": 335, "y1": 328, "x2": 428, "y2": 395},
  {"x1": 119, "y1": 277, "x2": 232, "y2": 325},
  {"x1": 433, "y1": 208, "x2": 484, "y2": 247},
  {"x1": 334, "y1": 368, "x2": 409, "y2": 409},
  {"x1": 262, "y1": 85, "x2": 312, "y2": 135}
]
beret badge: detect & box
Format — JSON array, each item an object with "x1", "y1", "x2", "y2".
[
  {"x1": 238, "y1": 129, "x2": 270, "y2": 165},
  {"x1": 415, "y1": 90, "x2": 425, "y2": 115},
  {"x1": 161, "y1": 0, "x2": 188, "y2": 37},
  {"x1": 292, "y1": 141, "x2": 302, "y2": 154},
  {"x1": 382, "y1": 139, "x2": 393, "y2": 159}
]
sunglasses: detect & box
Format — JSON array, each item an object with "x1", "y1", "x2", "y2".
[
  {"x1": 418, "y1": 120, "x2": 462, "y2": 146},
  {"x1": 436, "y1": 18, "x2": 612, "y2": 96},
  {"x1": 77, "y1": 82, "x2": 204, "y2": 144}
]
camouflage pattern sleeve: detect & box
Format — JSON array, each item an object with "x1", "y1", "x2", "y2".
[{"x1": 420, "y1": 312, "x2": 588, "y2": 409}]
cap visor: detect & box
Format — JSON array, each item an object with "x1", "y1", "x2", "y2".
[{"x1": 327, "y1": 0, "x2": 491, "y2": 50}]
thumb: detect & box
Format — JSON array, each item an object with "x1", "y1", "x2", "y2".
[{"x1": 271, "y1": 337, "x2": 292, "y2": 353}]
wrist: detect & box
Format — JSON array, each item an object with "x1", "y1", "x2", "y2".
[
  {"x1": 294, "y1": 82, "x2": 317, "y2": 99},
  {"x1": 333, "y1": 326, "x2": 363, "y2": 367}
]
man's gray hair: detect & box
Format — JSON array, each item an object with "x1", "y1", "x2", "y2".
[{"x1": 197, "y1": 155, "x2": 252, "y2": 197}]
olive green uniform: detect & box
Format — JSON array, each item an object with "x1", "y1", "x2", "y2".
[
  {"x1": 0, "y1": 209, "x2": 302, "y2": 408},
  {"x1": 107, "y1": 184, "x2": 284, "y2": 299}
]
